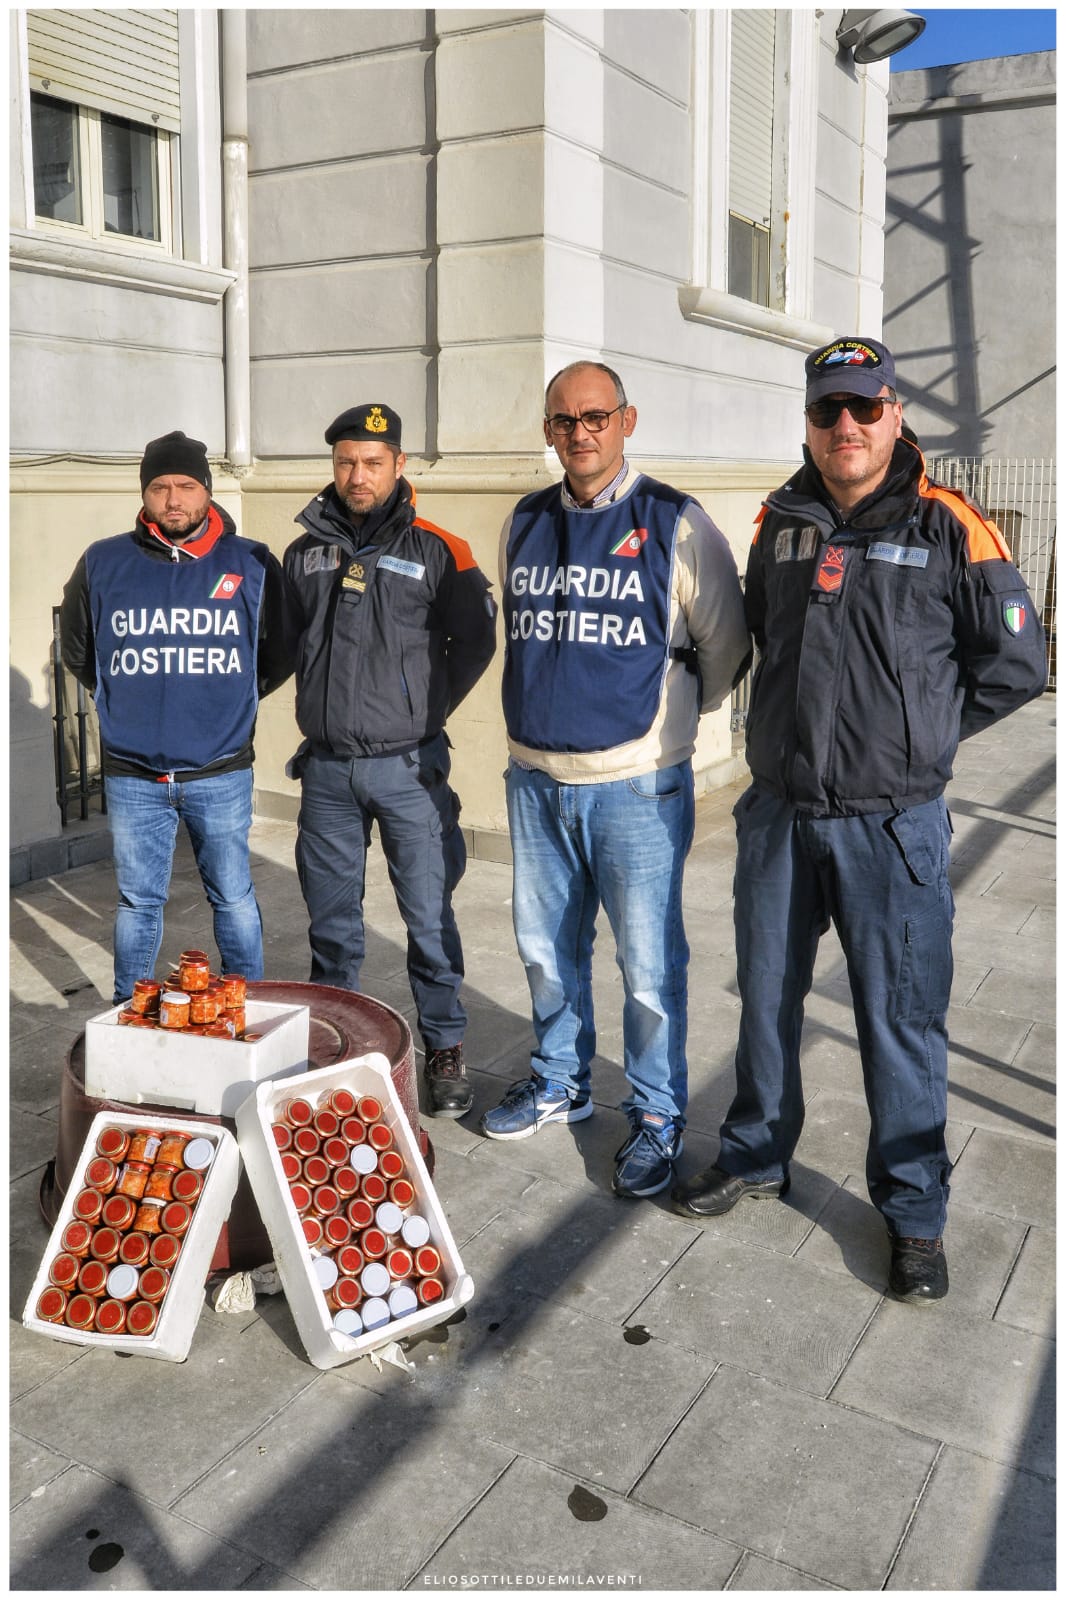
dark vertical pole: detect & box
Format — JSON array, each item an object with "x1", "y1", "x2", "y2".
[{"x1": 51, "y1": 606, "x2": 70, "y2": 826}]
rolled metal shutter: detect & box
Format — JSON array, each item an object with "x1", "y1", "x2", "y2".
[{"x1": 27, "y1": 9, "x2": 180, "y2": 133}]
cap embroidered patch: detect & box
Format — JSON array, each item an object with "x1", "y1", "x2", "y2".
[
  {"x1": 1003, "y1": 600, "x2": 1027, "y2": 634},
  {"x1": 364, "y1": 406, "x2": 389, "y2": 434},
  {"x1": 812, "y1": 340, "x2": 883, "y2": 371},
  {"x1": 209, "y1": 574, "x2": 242, "y2": 599},
  {"x1": 610, "y1": 528, "x2": 648, "y2": 557}
]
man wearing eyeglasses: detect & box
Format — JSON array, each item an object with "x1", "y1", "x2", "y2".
[
  {"x1": 480, "y1": 361, "x2": 750, "y2": 1200},
  {"x1": 672, "y1": 336, "x2": 1047, "y2": 1303}
]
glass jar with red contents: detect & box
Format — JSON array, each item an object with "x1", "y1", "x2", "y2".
[
  {"x1": 378, "y1": 1149, "x2": 405, "y2": 1181},
  {"x1": 100, "y1": 1193, "x2": 138, "y2": 1231},
  {"x1": 336, "y1": 1243, "x2": 364, "y2": 1278},
  {"x1": 322, "y1": 1136, "x2": 350, "y2": 1168},
  {"x1": 301, "y1": 1215, "x2": 324, "y2": 1250},
  {"x1": 271, "y1": 1122, "x2": 293, "y2": 1153},
  {"x1": 340, "y1": 1117, "x2": 366, "y2": 1146},
  {"x1": 126, "y1": 1299, "x2": 158, "y2": 1336},
  {"x1": 178, "y1": 952, "x2": 210, "y2": 991},
  {"x1": 289, "y1": 1180, "x2": 312, "y2": 1214},
  {"x1": 361, "y1": 1227, "x2": 387, "y2": 1260},
  {"x1": 133, "y1": 1200, "x2": 165, "y2": 1235},
  {"x1": 346, "y1": 1196, "x2": 374, "y2": 1231},
  {"x1": 293, "y1": 1127, "x2": 320, "y2": 1159},
  {"x1": 311, "y1": 1185, "x2": 340, "y2": 1218},
  {"x1": 64, "y1": 1292, "x2": 98, "y2": 1330},
  {"x1": 139, "y1": 1265, "x2": 170, "y2": 1303},
  {"x1": 72, "y1": 1187, "x2": 104, "y2": 1225},
  {"x1": 116, "y1": 1009, "x2": 140, "y2": 1026},
  {"x1": 35, "y1": 1286, "x2": 68, "y2": 1323},
  {"x1": 414, "y1": 1244, "x2": 442, "y2": 1278},
  {"x1": 116, "y1": 1161, "x2": 152, "y2": 1200},
  {"x1": 360, "y1": 1172, "x2": 387, "y2": 1205},
  {"x1": 119, "y1": 1231, "x2": 150, "y2": 1268},
  {"x1": 95, "y1": 1126, "x2": 131, "y2": 1162},
  {"x1": 144, "y1": 1165, "x2": 178, "y2": 1202},
  {"x1": 61, "y1": 1219, "x2": 94, "y2": 1258},
  {"x1": 225, "y1": 1006, "x2": 246, "y2": 1036},
  {"x1": 417, "y1": 1277, "x2": 445, "y2": 1305},
  {"x1": 328, "y1": 1086, "x2": 357, "y2": 1118},
  {"x1": 327, "y1": 1275, "x2": 362, "y2": 1311},
  {"x1": 130, "y1": 978, "x2": 162, "y2": 1016},
  {"x1": 157, "y1": 1133, "x2": 191, "y2": 1168},
  {"x1": 221, "y1": 973, "x2": 246, "y2": 1008},
  {"x1": 368, "y1": 1122, "x2": 394, "y2": 1152},
  {"x1": 188, "y1": 989, "x2": 219, "y2": 1024},
  {"x1": 149, "y1": 1233, "x2": 182, "y2": 1270},
  {"x1": 88, "y1": 1227, "x2": 122, "y2": 1263},
  {"x1": 389, "y1": 1178, "x2": 417, "y2": 1211},
  {"x1": 313, "y1": 1107, "x2": 340, "y2": 1140},
  {"x1": 386, "y1": 1246, "x2": 414, "y2": 1281},
  {"x1": 183, "y1": 1137, "x2": 215, "y2": 1172},
  {"x1": 171, "y1": 1169, "x2": 203, "y2": 1205},
  {"x1": 323, "y1": 1214, "x2": 351, "y2": 1249},
  {"x1": 159, "y1": 1201, "x2": 193, "y2": 1237},
  {"x1": 128, "y1": 1130, "x2": 163, "y2": 1165},
  {"x1": 334, "y1": 1166, "x2": 359, "y2": 1199},
  {"x1": 282, "y1": 1097, "x2": 315, "y2": 1129},
  {"x1": 280, "y1": 1151, "x2": 301, "y2": 1183},
  {"x1": 83, "y1": 1155, "x2": 119, "y2": 1195},
  {"x1": 303, "y1": 1154, "x2": 330, "y2": 1189},
  {"x1": 77, "y1": 1259, "x2": 110, "y2": 1297},
  {"x1": 357, "y1": 1095, "x2": 383, "y2": 1124},
  {"x1": 159, "y1": 990, "x2": 191, "y2": 1028},
  {"x1": 48, "y1": 1252, "x2": 81, "y2": 1290},
  {"x1": 94, "y1": 1299, "x2": 128, "y2": 1335}
]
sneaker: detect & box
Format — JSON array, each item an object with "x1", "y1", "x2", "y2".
[
  {"x1": 613, "y1": 1113, "x2": 682, "y2": 1198},
  {"x1": 480, "y1": 1076, "x2": 592, "y2": 1141},
  {"x1": 424, "y1": 1043, "x2": 473, "y2": 1119}
]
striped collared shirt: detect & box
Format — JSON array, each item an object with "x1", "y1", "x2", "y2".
[{"x1": 561, "y1": 459, "x2": 630, "y2": 510}]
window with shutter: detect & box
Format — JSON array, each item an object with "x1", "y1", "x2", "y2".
[{"x1": 728, "y1": 9, "x2": 775, "y2": 307}]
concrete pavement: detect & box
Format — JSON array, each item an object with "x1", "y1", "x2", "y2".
[{"x1": 10, "y1": 695, "x2": 1056, "y2": 1590}]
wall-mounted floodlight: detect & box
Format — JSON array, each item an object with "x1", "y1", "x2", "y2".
[{"x1": 836, "y1": 9, "x2": 926, "y2": 63}]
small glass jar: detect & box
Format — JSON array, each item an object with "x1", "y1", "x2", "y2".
[
  {"x1": 130, "y1": 979, "x2": 162, "y2": 1016},
  {"x1": 312, "y1": 1255, "x2": 339, "y2": 1292},
  {"x1": 322, "y1": 1136, "x2": 350, "y2": 1168},
  {"x1": 95, "y1": 1126, "x2": 131, "y2": 1162},
  {"x1": 160, "y1": 1201, "x2": 193, "y2": 1237},
  {"x1": 323, "y1": 1214, "x2": 351, "y2": 1249},
  {"x1": 271, "y1": 1122, "x2": 293, "y2": 1153},
  {"x1": 417, "y1": 1276, "x2": 445, "y2": 1305},
  {"x1": 375, "y1": 1201, "x2": 404, "y2": 1237},
  {"x1": 100, "y1": 1193, "x2": 138, "y2": 1231},
  {"x1": 333, "y1": 1166, "x2": 359, "y2": 1199},
  {"x1": 336, "y1": 1243, "x2": 364, "y2": 1278},
  {"x1": 126, "y1": 1299, "x2": 159, "y2": 1337},
  {"x1": 188, "y1": 990, "x2": 218, "y2": 1024},
  {"x1": 221, "y1": 973, "x2": 246, "y2": 1007},
  {"x1": 327, "y1": 1275, "x2": 362, "y2": 1311},
  {"x1": 72, "y1": 1188, "x2": 104, "y2": 1225},
  {"x1": 225, "y1": 1005, "x2": 246, "y2": 1036},
  {"x1": 157, "y1": 1133, "x2": 191, "y2": 1167},
  {"x1": 144, "y1": 1165, "x2": 178, "y2": 1202},
  {"x1": 289, "y1": 1180, "x2": 312, "y2": 1214},
  {"x1": 389, "y1": 1178, "x2": 417, "y2": 1211},
  {"x1": 400, "y1": 1214, "x2": 431, "y2": 1250},
  {"x1": 149, "y1": 1233, "x2": 182, "y2": 1270},
  {"x1": 280, "y1": 1151, "x2": 302, "y2": 1183},
  {"x1": 311, "y1": 1184, "x2": 340, "y2": 1218},
  {"x1": 357, "y1": 1095, "x2": 383, "y2": 1124},
  {"x1": 61, "y1": 1219, "x2": 94, "y2": 1258},
  {"x1": 303, "y1": 1154, "x2": 330, "y2": 1188},
  {"x1": 360, "y1": 1173, "x2": 387, "y2": 1205},
  {"x1": 301, "y1": 1215, "x2": 324, "y2": 1249},
  {"x1": 94, "y1": 1298, "x2": 128, "y2": 1335},
  {"x1": 77, "y1": 1259, "x2": 110, "y2": 1297},
  {"x1": 116, "y1": 1009, "x2": 140, "y2": 1026},
  {"x1": 328, "y1": 1086, "x2": 357, "y2": 1118},
  {"x1": 361, "y1": 1227, "x2": 387, "y2": 1261},
  {"x1": 83, "y1": 1156, "x2": 119, "y2": 1195},
  {"x1": 139, "y1": 1265, "x2": 170, "y2": 1304},
  {"x1": 386, "y1": 1247, "x2": 414, "y2": 1282},
  {"x1": 159, "y1": 990, "x2": 191, "y2": 1028},
  {"x1": 106, "y1": 1264, "x2": 140, "y2": 1302},
  {"x1": 48, "y1": 1252, "x2": 81, "y2": 1290},
  {"x1": 360, "y1": 1260, "x2": 390, "y2": 1298},
  {"x1": 361, "y1": 1296, "x2": 391, "y2": 1331},
  {"x1": 183, "y1": 1137, "x2": 215, "y2": 1172},
  {"x1": 333, "y1": 1308, "x2": 364, "y2": 1337},
  {"x1": 414, "y1": 1245, "x2": 442, "y2": 1278},
  {"x1": 293, "y1": 1128, "x2": 320, "y2": 1158},
  {"x1": 178, "y1": 954, "x2": 211, "y2": 992},
  {"x1": 378, "y1": 1149, "x2": 405, "y2": 1181},
  {"x1": 346, "y1": 1197, "x2": 374, "y2": 1231},
  {"x1": 133, "y1": 1200, "x2": 165, "y2": 1236},
  {"x1": 340, "y1": 1117, "x2": 366, "y2": 1147},
  {"x1": 116, "y1": 1161, "x2": 152, "y2": 1200},
  {"x1": 36, "y1": 1286, "x2": 68, "y2": 1323},
  {"x1": 119, "y1": 1231, "x2": 151, "y2": 1268},
  {"x1": 388, "y1": 1284, "x2": 419, "y2": 1320},
  {"x1": 65, "y1": 1292, "x2": 98, "y2": 1330},
  {"x1": 171, "y1": 1169, "x2": 203, "y2": 1205},
  {"x1": 368, "y1": 1122, "x2": 394, "y2": 1152},
  {"x1": 128, "y1": 1130, "x2": 163, "y2": 1165},
  {"x1": 88, "y1": 1227, "x2": 121, "y2": 1264},
  {"x1": 350, "y1": 1144, "x2": 378, "y2": 1176},
  {"x1": 313, "y1": 1107, "x2": 340, "y2": 1139}
]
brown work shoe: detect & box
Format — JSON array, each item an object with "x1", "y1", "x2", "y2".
[{"x1": 424, "y1": 1043, "x2": 473, "y2": 1119}]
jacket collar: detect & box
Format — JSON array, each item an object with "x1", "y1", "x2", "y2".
[{"x1": 136, "y1": 502, "x2": 232, "y2": 557}]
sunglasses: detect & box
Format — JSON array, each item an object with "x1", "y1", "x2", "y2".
[{"x1": 805, "y1": 395, "x2": 895, "y2": 428}]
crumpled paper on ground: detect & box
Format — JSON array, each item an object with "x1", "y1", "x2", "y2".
[
  {"x1": 212, "y1": 1262, "x2": 283, "y2": 1313},
  {"x1": 368, "y1": 1339, "x2": 414, "y2": 1372}
]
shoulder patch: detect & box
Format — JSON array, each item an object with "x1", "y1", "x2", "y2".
[{"x1": 413, "y1": 516, "x2": 479, "y2": 572}]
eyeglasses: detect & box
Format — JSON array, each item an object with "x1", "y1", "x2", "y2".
[
  {"x1": 805, "y1": 395, "x2": 896, "y2": 429},
  {"x1": 545, "y1": 405, "x2": 626, "y2": 437}
]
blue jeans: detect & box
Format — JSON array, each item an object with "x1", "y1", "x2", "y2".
[
  {"x1": 506, "y1": 759, "x2": 695, "y2": 1125},
  {"x1": 295, "y1": 734, "x2": 467, "y2": 1050},
  {"x1": 719, "y1": 786, "x2": 954, "y2": 1238},
  {"x1": 105, "y1": 769, "x2": 263, "y2": 1004}
]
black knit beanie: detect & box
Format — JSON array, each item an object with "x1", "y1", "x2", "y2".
[{"x1": 139, "y1": 431, "x2": 212, "y2": 493}]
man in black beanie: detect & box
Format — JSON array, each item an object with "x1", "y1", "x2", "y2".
[
  {"x1": 283, "y1": 404, "x2": 497, "y2": 1118},
  {"x1": 60, "y1": 431, "x2": 292, "y2": 1002}
]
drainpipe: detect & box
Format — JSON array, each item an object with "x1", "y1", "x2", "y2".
[{"x1": 221, "y1": 9, "x2": 250, "y2": 467}]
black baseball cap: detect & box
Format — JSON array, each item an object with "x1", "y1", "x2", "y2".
[{"x1": 805, "y1": 338, "x2": 896, "y2": 405}]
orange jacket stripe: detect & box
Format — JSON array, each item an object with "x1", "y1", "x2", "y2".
[
  {"x1": 413, "y1": 515, "x2": 479, "y2": 572},
  {"x1": 919, "y1": 477, "x2": 1013, "y2": 562}
]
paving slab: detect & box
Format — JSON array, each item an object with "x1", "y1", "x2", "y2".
[
  {"x1": 10, "y1": 1429, "x2": 71, "y2": 1508},
  {"x1": 457, "y1": 1174, "x2": 700, "y2": 1323},
  {"x1": 886, "y1": 1445, "x2": 1056, "y2": 1590},
  {"x1": 10, "y1": 1312, "x2": 320, "y2": 1505},
  {"x1": 966, "y1": 963, "x2": 1057, "y2": 1026},
  {"x1": 334, "y1": 1286, "x2": 715, "y2": 1491},
  {"x1": 635, "y1": 1232, "x2": 879, "y2": 1397},
  {"x1": 633, "y1": 1365, "x2": 937, "y2": 1589},
  {"x1": 9, "y1": 1016, "x2": 66, "y2": 1115},
  {"x1": 833, "y1": 1301, "x2": 1055, "y2": 1474},
  {"x1": 421, "y1": 1139, "x2": 540, "y2": 1246},
  {"x1": 173, "y1": 1377, "x2": 515, "y2": 1590},
  {"x1": 10, "y1": 1465, "x2": 261, "y2": 1590},
  {"x1": 727, "y1": 1551, "x2": 839, "y2": 1590},
  {"x1": 994, "y1": 1225, "x2": 1056, "y2": 1339},
  {"x1": 948, "y1": 1127, "x2": 1056, "y2": 1227},
  {"x1": 10, "y1": 1108, "x2": 59, "y2": 1182},
  {"x1": 673, "y1": 1164, "x2": 838, "y2": 1258},
  {"x1": 417, "y1": 1452, "x2": 739, "y2": 1589}
]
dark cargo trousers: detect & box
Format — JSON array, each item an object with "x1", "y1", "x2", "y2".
[
  {"x1": 295, "y1": 733, "x2": 467, "y2": 1051},
  {"x1": 718, "y1": 786, "x2": 955, "y2": 1239}
]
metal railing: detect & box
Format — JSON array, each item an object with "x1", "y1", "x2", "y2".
[
  {"x1": 51, "y1": 605, "x2": 106, "y2": 825},
  {"x1": 927, "y1": 456, "x2": 1056, "y2": 689}
]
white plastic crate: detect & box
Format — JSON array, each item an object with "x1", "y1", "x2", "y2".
[
  {"x1": 235, "y1": 1053, "x2": 474, "y2": 1369},
  {"x1": 23, "y1": 1111, "x2": 239, "y2": 1362},
  {"x1": 84, "y1": 1000, "x2": 310, "y2": 1116}
]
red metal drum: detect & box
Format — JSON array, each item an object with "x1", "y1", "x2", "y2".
[{"x1": 39, "y1": 982, "x2": 429, "y2": 1272}]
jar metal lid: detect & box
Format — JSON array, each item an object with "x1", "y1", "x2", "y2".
[
  {"x1": 106, "y1": 1264, "x2": 140, "y2": 1301},
  {"x1": 388, "y1": 1284, "x2": 419, "y2": 1319},
  {"x1": 375, "y1": 1201, "x2": 404, "y2": 1236},
  {"x1": 401, "y1": 1214, "x2": 431, "y2": 1249},
  {"x1": 360, "y1": 1261, "x2": 390, "y2": 1297},
  {"x1": 350, "y1": 1144, "x2": 378, "y2": 1175},
  {"x1": 312, "y1": 1254, "x2": 339, "y2": 1290},
  {"x1": 183, "y1": 1137, "x2": 215, "y2": 1171},
  {"x1": 361, "y1": 1296, "x2": 390, "y2": 1330},
  {"x1": 333, "y1": 1307, "x2": 363, "y2": 1336}
]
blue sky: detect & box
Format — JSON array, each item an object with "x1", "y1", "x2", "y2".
[{"x1": 890, "y1": 8, "x2": 1056, "y2": 69}]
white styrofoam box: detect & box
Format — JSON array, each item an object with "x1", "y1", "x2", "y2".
[
  {"x1": 84, "y1": 1001, "x2": 310, "y2": 1116},
  {"x1": 22, "y1": 1111, "x2": 239, "y2": 1362},
  {"x1": 235, "y1": 1053, "x2": 475, "y2": 1369}
]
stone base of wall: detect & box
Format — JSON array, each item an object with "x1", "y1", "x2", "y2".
[{"x1": 10, "y1": 817, "x2": 112, "y2": 886}]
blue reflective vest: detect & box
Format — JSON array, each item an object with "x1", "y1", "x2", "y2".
[
  {"x1": 502, "y1": 477, "x2": 688, "y2": 752},
  {"x1": 86, "y1": 529, "x2": 267, "y2": 772}
]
